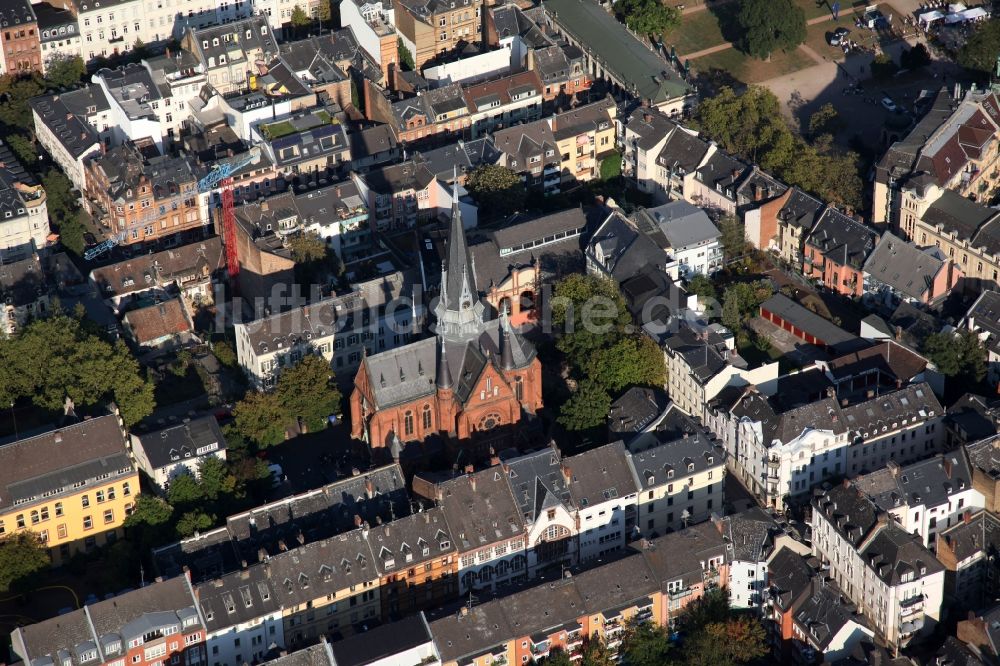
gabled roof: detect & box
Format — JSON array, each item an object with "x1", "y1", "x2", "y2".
[
  {"x1": 806, "y1": 209, "x2": 878, "y2": 269},
  {"x1": 564, "y1": 441, "x2": 637, "y2": 509},
  {"x1": 863, "y1": 232, "x2": 946, "y2": 301},
  {"x1": 133, "y1": 416, "x2": 227, "y2": 471},
  {"x1": 90, "y1": 237, "x2": 224, "y2": 299},
  {"x1": 501, "y1": 447, "x2": 574, "y2": 523}
]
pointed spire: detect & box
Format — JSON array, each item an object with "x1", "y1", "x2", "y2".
[
  {"x1": 436, "y1": 337, "x2": 453, "y2": 390},
  {"x1": 442, "y1": 168, "x2": 478, "y2": 312},
  {"x1": 500, "y1": 309, "x2": 515, "y2": 371}
]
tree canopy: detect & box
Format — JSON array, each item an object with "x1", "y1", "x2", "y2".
[
  {"x1": 44, "y1": 55, "x2": 86, "y2": 90},
  {"x1": 737, "y1": 0, "x2": 806, "y2": 59},
  {"x1": 960, "y1": 19, "x2": 1000, "y2": 74},
  {"x1": 290, "y1": 5, "x2": 312, "y2": 27},
  {"x1": 720, "y1": 281, "x2": 774, "y2": 331},
  {"x1": 552, "y1": 275, "x2": 665, "y2": 432},
  {"x1": 923, "y1": 330, "x2": 987, "y2": 382},
  {"x1": 465, "y1": 165, "x2": 526, "y2": 220},
  {"x1": 617, "y1": 0, "x2": 680, "y2": 36},
  {"x1": 0, "y1": 313, "x2": 155, "y2": 425},
  {"x1": 695, "y1": 87, "x2": 862, "y2": 210},
  {"x1": 43, "y1": 169, "x2": 88, "y2": 256},
  {"x1": 0, "y1": 532, "x2": 50, "y2": 592}
]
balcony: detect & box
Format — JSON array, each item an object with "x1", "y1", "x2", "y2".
[
  {"x1": 668, "y1": 587, "x2": 693, "y2": 601},
  {"x1": 900, "y1": 616, "x2": 924, "y2": 636}
]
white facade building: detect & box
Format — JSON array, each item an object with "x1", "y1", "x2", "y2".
[
  {"x1": 131, "y1": 416, "x2": 228, "y2": 491},
  {"x1": 566, "y1": 442, "x2": 639, "y2": 563},
  {"x1": 235, "y1": 299, "x2": 337, "y2": 389}
]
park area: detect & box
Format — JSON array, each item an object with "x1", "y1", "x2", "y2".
[{"x1": 664, "y1": 0, "x2": 904, "y2": 84}]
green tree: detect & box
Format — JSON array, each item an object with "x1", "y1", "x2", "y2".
[
  {"x1": 123, "y1": 495, "x2": 174, "y2": 530},
  {"x1": 0, "y1": 532, "x2": 50, "y2": 592},
  {"x1": 718, "y1": 215, "x2": 747, "y2": 263},
  {"x1": 198, "y1": 456, "x2": 238, "y2": 502},
  {"x1": 737, "y1": 0, "x2": 806, "y2": 59},
  {"x1": 212, "y1": 340, "x2": 238, "y2": 367},
  {"x1": 397, "y1": 38, "x2": 415, "y2": 71},
  {"x1": 0, "y1": 314, "x2": 155, "y2": 426},
  {"x1": 901, "y1": 43, "x2": 931, "y2": 70},
  {"x1": 290, "y1": 5, "x2": 311, "y2": 27},
  {"x1": 551, "y1": 273, "x2": 631, "y2": 331},
  {"x1": 684, "y1": 617, "x2": 767, "y2": 666},
  {"x1": 5, "y1": 134, "x2": 36, "y2": 166},
  {"x1": 694, "y1": 87, "x2": 786, "y2": 163},
  {"x1": 44, "y1": 55, "x2": 86, "y2": 89},
  {"x1": 588, "y1": 335, "x2": 666, "y2": 392},
  {"x1": 870, "y1": 52, "x2": 898, "y2": 80},
  {"x1": 233, "y1": 390, "x2": 287, "y2": 447},
  {"x1": 616, "y1": 0, "x2": 680, "y2": 36},
  {"x1": 686, "y1": 275, "x2": 717, "y2": 302},
  {"x1": 539, "y1": 649, "x2": 573, "y2": 666},
  {"x1": 176, "y1": 510, "x2": 214, "y2": 538},
  {"x1": 579, "y1": 638, "x2": 615, "y2": 666},
  {"x1": 167, "y1": 472, "x2": 204, "y2": 507},
  {"x1": 621, "y1": 620, "x2": 675, "y2": 666},
  {"x1": 720, "y1": 281, "x2": 773, "y2": 331},
  {"x1": 959, "y1": 19, "x2": 1000, "y2": 74},
  {"x1": 288, "y1": 231, "x2": 341, "y2": 285},
  {"x1": 316, "y1": 0, "x2": 332, "y2": 25},
  {"x1": 679, "y1": 587, "x2": 731, "y2": 633},
  {"x1": 808, "y1": 102, "x2": 842, "y2": 139},
  {"x1": 923, "y1": 330, "x2": 987, "y2": 381},
  {"x1": 275, "y1": 354, "x2": 341, "y2": 432},
  {"x1": 0, "y1": 75, "x2": 45, "y2": 131},
  {"x1": 558, "y1": 379, "x2": 612, "y2": 431},
  {"x1": 465, "y1": 164, "x2": 526, "y2": 219},
  {"x1": 42, "y1": 170, "x2": 88, "y2": 256}
]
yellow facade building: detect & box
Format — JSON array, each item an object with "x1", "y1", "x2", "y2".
[{"x1": 0, "y1": 414, "x2": 139, "y2": 565}]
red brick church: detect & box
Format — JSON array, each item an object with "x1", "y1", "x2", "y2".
[{"x1": 350, "y1": 193, "x2": 543, "y2": 455}]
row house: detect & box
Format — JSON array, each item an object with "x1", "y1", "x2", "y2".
[
  {"x1": 0, "y1": 414, "x2": 139, "y2": 565},
  {"x1": 772, "y1": 188, "x2": 825, "y2": 269},
  {"x1": 463, "y1": 70, "x2": 543, "y2": 138},
  {"x1": 531, "y1": 42, "x2": 590, "y2": 105},
  {"x1": 804, "y1": 208, "x2": 879, "y2": 297},
  {"x1": 722, "y1": 382, "x2": 945, "y2": 512},
  {"x1": 84, "y1": 143, "x2": 204, "y2": 249},
  {"x1": 254, "y1": 109, "x2": 352, "y2": 182},
  {"x1": 622, "y1": 106, "x2": 677, "y2": 198},
  {"x1": 373, "y1": 83, "x2": 471, "y2": 144},
  {"x1": 0, "y1": 254, "x2": 52, "y2": 336},
  {"x1": 853, "y1": 453, "x2": 984, "y2": 549},
  {"x1": 153, "y1": 464, "x2": 408, "y2": 582},
  {"x1": 0, "y1": 0, "x2": 41, "y2": 75},
  {"x1": 0, "y1": 141, "x2": 50, "y2": 261},
  {"x1": 30, "y1": 84, "x2": 114, "y2": 191},
  {"x1": 430, "y1": 523, "x2": 727, "y2": 666},
  {"x1": 89, "y1": 237, "x2": 224, "y2": 315},
  {"x1": 94, "y1": 62, "x2": 184, "y2": 151},
  {"x1": 627, "y1": 428, "x2": 727, "y2": 538},
  {"x1": 965, "y1": 291, "x2": 1000, "y2": 388},
  {"x1": 685, "y1": 150, "x2": 751, "y2": 217},
  {"x1": 874, "y1": 88, "x2": 1000, "y2": 227},
  {"x1": 277, "y1": 32, "x2": 362, "y2": 109},
  {"x1": 36, "y1": 3, "x2": 80, "y2": 68},
  {"x1": 811, "y1": 481, "x2": 945, "y2": 650},
  {"x1": 353, "y1": 161, "x2": 442, "y2": 231},
  {"x1": 935, "y1": 509, "x2": 1000, "y2": 611},
  {"x1": 492, "y1": 119, "x2": 560, "y2": 195},
  {"x1": 11, "y1": 576, "x2": 206, "y2": 666},
  {"x1": 181, "y1": 17, "x2": 280, "y2": 96},
  {"x1": 393, "y1": 0, "x2": 486, "y2": 70},
  {"x1": 862, "y1": 232, "x2": 962, "y2": 308},
  {"x1": 549, "y1": 95, "x2": 616, "y2": 183},
  {"x1": 566, "y1": 441, "x2": 639, "y2": 563},
  {"x1": 631, "y1": 200, "x2": 724, "y2": 279},
  {"x1": 763, "y1": 547, "x2": 874, "y2": 665}
]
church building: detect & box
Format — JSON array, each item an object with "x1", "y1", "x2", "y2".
[{"x1": 349, "y1": 190, "x2": 544, "y2": 456}]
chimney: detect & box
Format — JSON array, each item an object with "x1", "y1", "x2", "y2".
[
  {"x1": 258, "y1": 547, "x2": 269, "y2": 562},
  {"x1": 753, "y1": 183, "x2": 762, "y2": 201},
  {"x1": 887, "y1": 460, "x2": 900, "y2": 477},
  {"x1": 490, "y1": 454, "x2": 500, "y2": 467},
  {"x1": 826, "y1": 386, "x2": 836, "y2": 399},
  {"x1": 841, "y1": 398, "x2": 848, "y2": 407},
  {"x1": 354, "y1": 514, "x2": 363, "y2": 528},
  {"x1": 469, "y1": 474, "x2": 477, "y2": 492},
  {"x1": 964, "y1": 510, "x2": 973, "y2": 525},
  {"x1": 335, "y1": 185, "x2": 342, "y2": 197},
  {"x1": 561, "y1": 463, "x2": 572, "y2": 485},
  {"x1": 943, "y1": 456, "x2": 953, "y2": 479},
  {"x1": 895, "y1": 325, "x2": 903, "y2": 341},
  {"x1": 842, "y1": 478, "x2": 851, "y2": 488},
  {"x1": 365, "y1": 478, "x2": 375, "y2": 499},
  {"x1": 464, "y1": 464, "x2": 474, "y2": 474},
  {"x1": 643, "y1": 112, "x2": 652, "y2": 123},
  {"x1": 896, "y1": 378, "x2": 903, "y2": 389},
  {"x1": 278, "y1": 539, "x2": 287, "y2": 552},
  {"x1": 866, "y1": 389, "x2": 875, "y2": 399}
]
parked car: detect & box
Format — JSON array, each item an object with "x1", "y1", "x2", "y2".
[
  {"x1": 268, "y1": 463, "x2": 284, "y2": 488},
  {"x1": 828, "y1": 27, "x2": 850, "y2": 45},
  {"x1": 881, "y1": 97, "x2": 897, "y2": 112}
]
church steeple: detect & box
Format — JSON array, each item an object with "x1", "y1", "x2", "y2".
[
  {"x1": 434, "y1": 168, "x2": 487, "y2": 340},
  {"x1": 436, "y1": 337, "x2": 453, "y2": 390},
  {"x1": 499, "y1": 308, "x2": 515, "y2": 371}
]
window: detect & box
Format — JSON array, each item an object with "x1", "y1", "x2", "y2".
[
  {"x1": 96, "y1": 490, "x2": 105, "y2": 503},
  {"x1": 422, "y1": 404, "x2": 432, "y2": 429},
  {"x1": 57, "y1": 524, "x2": 67, "y2": 539},
  {"x1": 55, "y1": 502, "x2": 63, "y2": 517},
  {"x1": 515, "y1": 375, "x2": 524, "y2": 401},
  {"x1": 16, "y1": 514, "x2": 24, "y2": 529},
  {"x1": 83, "y1": 515, "x2": 93, "y2": 530},
  {"x1": 30, "y1": 510, "x2": 39, "y2": 525},
  {"x1": 104, "y1": 509, "x2": 114, "y2": 524},
  {"x1": 123, "y1": 481, "x2": 131, "y2": 496},
  {"x1": 108, "y1": 487, "x2": 116, "y2": 501},
  {"x1": 82, "y1": 495, "x2": 90, "y2": 508},
  {"x1": 40, "y1": 507, "x2": 49, "y2": 521},
  {"x1": 404, "y1": 411, "x2": 414, "y2": 436}
]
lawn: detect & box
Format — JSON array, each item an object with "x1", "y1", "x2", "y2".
[
  {"x1": 600, "y1": 151, "x2": 622, "y2": 180},
  {"x1": 259, "y1": 120, "x2": 296, "y2": 140},
  {"x1": 691, "y1": 46, "x2": 815, "y2": 84},
  {"x1": 667, "y1": 9, "x2": 728, "y2": 56}
]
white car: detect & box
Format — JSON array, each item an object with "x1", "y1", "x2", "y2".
[{"x1": 881, "y1": 97, "x2": 897, "y2": 112}]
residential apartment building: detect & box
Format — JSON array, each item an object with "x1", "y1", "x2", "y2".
[
  {"x1": 11, "y1": 576, "x2": 206, "y2": 666},
  {"x1": 773, "y1": 188, "x2": 825, "y2": 268},
  {"x1": 627, "y1": 429, "x2": 726, "y2": 537},
  {"x1": 368, "y1": 83, "x2": 471, "y2": 144},
  {"x1": 430, "y1": 522, "x2": 726, "y2": 665},
  {"x1": 811, "y1": 482, "x2": 945, "y2": 649},
  {"x1": 76, "y1": 0, "x2": 144, "y2": 62},
  {"x1": 180, "y1": 17, "x2": 280, "y2": 96},
  {"x1": 393, "y1": 0, "x2": 484, "y2": 70},
  {"x1": 965, "y1": 290, "x2": 1000, "y2": 387},
  {"x1": 0, "y1": 140, "x2": 50, "y2": 261},
  {"x1": 567, "y1": 441, "x2": 639, "y2": 563},
  {"x1": 853, "y1": 453, "x2": 984, "y2": 548},
  {"x1": 862, "y1": 232, "x2": 961, "y2": 308},
  {"x1": 936, "y1": 509, "x2": 1000, "y2": 610},
  {"x1": 724, "y1": 382, "x2": 945, "y2": 511},
  {"x1": 492, "y1": 119, "x2": 560, "y2": 195},
  {"x1": 550, "y1": 95, "x2": 616, "y2": 184},
  {"x1": 367, "y1": 507, "x2": 458, "y2": 620},
  {"x1": 464, "y1": 70, "x2": 543, "y2": 138},
  {"x1": 35, "y1": 2, "x2": 82, "y2": 67},
  {"x1": 0, "y1": 254, "x2": 51, "y2": 336},
  {"x1": 93, "y1": 63, "x2": 185, "y2": 151},
  {"x1": 30, "y1": 85, "x2": 110, "y2": 191},
  {"x1": 234, "y1": 299, "x2": 337, "y2": 389},
  {"x1": 197, "y1": 565, "x2": 285, "y2": 666},
  {"x1": 622, "y1": 106, "x2": 676, "y2": 198},
  {"x1": 131, "y1": 416, "x2": 228, "y2": 491},
  {"x1": 84, "y1": 143, "x2": 204, "y2": 249},
  {"x1": 89, "y1": 237, "x2": 224, "y2": 315},
  {"x1": 874, "y1": 88, "x2": 1000, "y2": 227},
  {"x1": 804, "y1": 208, "x2": 879, "y2": 297},
  {"x1": 964, "y1": 435, "x2": 1000, "y2": 513},
  {"x1": 412, "y1": 466, "x2": 528, "y2": 595},
  {"x1": 0, "y1": 0, "x2": 41, "y2": 75},
  {"x1": 255, "y1": 109, "x2": 351, "y2": 181},
  {"x1": 0, "y1": 414, "x2": 138, "y2": 565},
  {"x1": 661, "y1": 321, "x2": 777, "y2": 419},
  {"x1": 632, "y1": 200, "x2": 723, "y2": 279}
]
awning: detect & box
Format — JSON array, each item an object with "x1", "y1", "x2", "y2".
[{"x1": 918, "y1": 10, "x2": 944, "y2": 24}]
